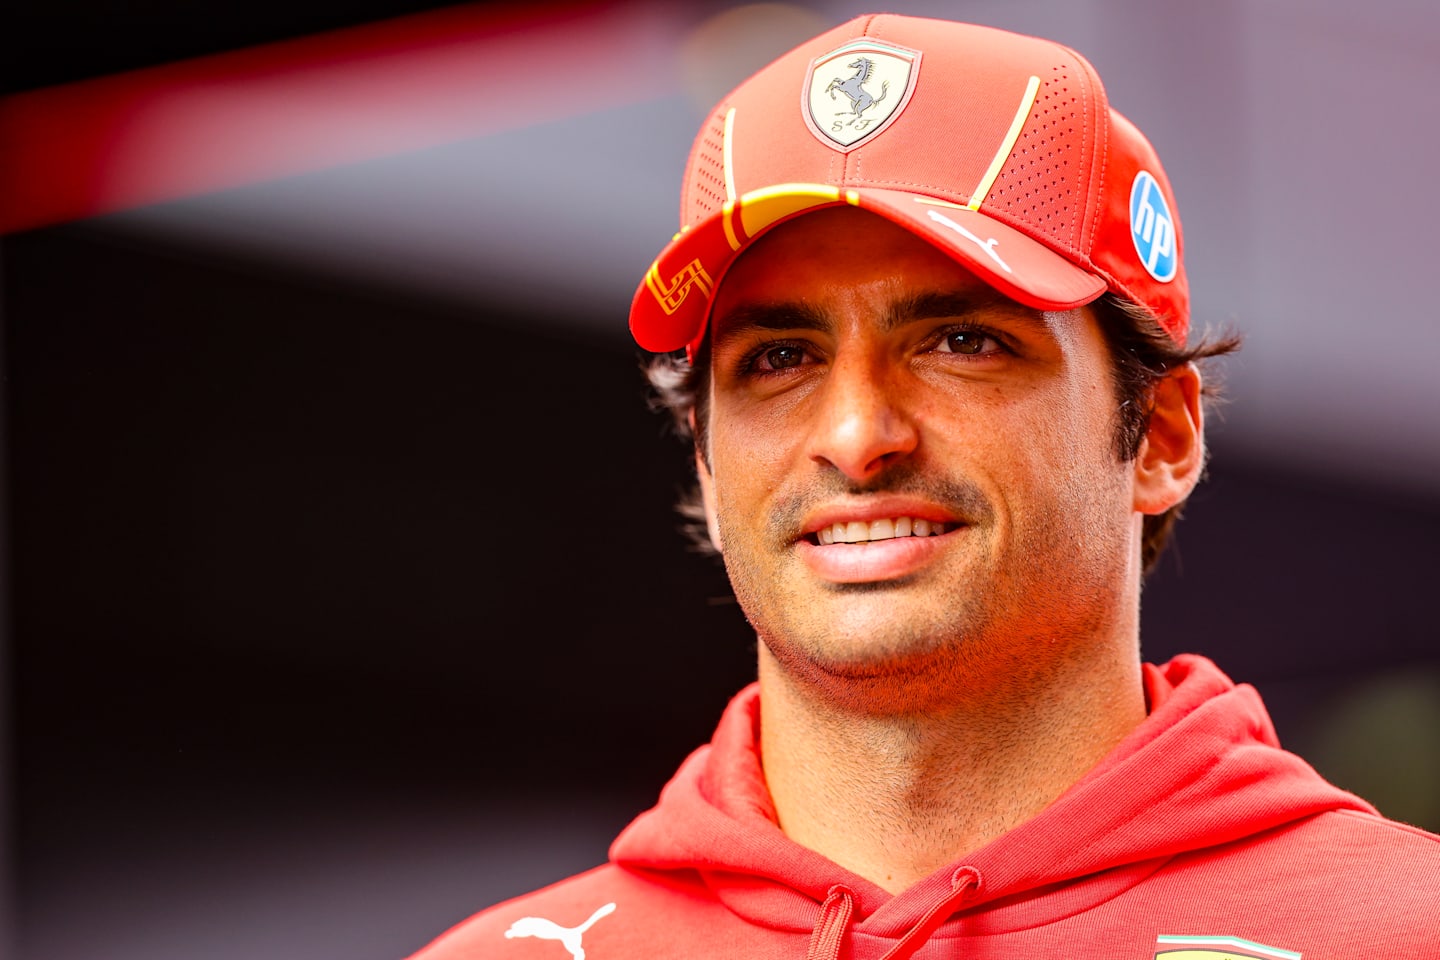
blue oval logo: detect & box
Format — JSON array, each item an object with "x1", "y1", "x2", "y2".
[{"x1": 1129, "y1": 171, "x2": 1178, "y2": 283}]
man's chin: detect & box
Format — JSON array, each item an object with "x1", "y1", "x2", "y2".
[{"x1": 758, "y1": 618, "x2": 980, "y2": 683}]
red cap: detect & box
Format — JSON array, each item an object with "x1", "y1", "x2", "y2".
[{"x1": 629, "y1": 14, "x2": 1189, "y2": 356}]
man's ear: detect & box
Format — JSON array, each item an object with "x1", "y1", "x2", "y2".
[
  {"x1": 690, "y1": 410, "x2": 723, "y2": 553},
  {"x1": 1133, "y1": 362, "x2": 1205, "y2": 516}
]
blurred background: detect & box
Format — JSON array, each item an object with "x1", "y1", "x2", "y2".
[{"x1": 2, "y1": 1, "x2": 1437, "y2": 957}]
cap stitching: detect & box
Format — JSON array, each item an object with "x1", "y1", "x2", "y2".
[
  {"x1": 845, "y1": 176, "x2": 961, "y2": 193},
  {"x1": 1093, "y1": 103, "x2": 1110, "y2": 263},
  {"x1": 847, "y1": 14, "x2": 883, "y2": 183},
  {"x1": 1071, "y1": 50, "x2": 1086, "y2": 257},
  {"x1": 1073, "y1": 45, "x2": 1105, "y2": 260},
  {"x1": 846, "y1": 12, "x2": 881, "y2": 187}
]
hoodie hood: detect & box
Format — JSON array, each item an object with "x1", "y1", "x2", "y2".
[{"x1": 610, "y1": 655, "x2": 1375, "y2": 951}]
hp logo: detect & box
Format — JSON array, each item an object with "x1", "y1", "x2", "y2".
[{"x1": 1129, "y1": 171, "x2": 1177, "y2": 283}]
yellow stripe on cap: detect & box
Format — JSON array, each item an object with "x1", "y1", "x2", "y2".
[
  {"x1": 722, "y1": 199, "x2": 741, "y2": 251},
  {"x1": 968, "y1": 75, "x2": 1041, "y2": 211},
  {"x1": 719, "y1": 184, "x2": 845, "y2": 255},
  {"x1": 911, "y1": 196, "x2": 968, "y2": 209},
  {"x1": 737, "y1": 184, "x2": 842, "y2": 239},
  {"x1": 722, "y1": 107, "x2": 737, "y2": 203}
]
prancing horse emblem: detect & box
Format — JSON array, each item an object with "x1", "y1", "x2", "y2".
[
  {"x1": 504, "y1": 902, "x2": 616, "y2": 959},
  {"x1": 826, "y1": 58, "x2": 889, "y2": 132},
  {"x1": 804, "y1": 38, "x2": 919, "y2": 151}
]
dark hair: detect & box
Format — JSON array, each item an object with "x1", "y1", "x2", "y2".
[{"x1": 645, "y1": 294, "x2": 1240, "y2": 573}]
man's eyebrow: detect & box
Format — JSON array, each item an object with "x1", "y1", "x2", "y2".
[
  {"x1": 712, "y1": 290, "x2": 1045, "y2": 348},
  {"x1": 884, "y1": 290, "x2": 1046, "y2": 330},
  {"x1": 710, "y1": 301, "x2": 830, "y2": 349}
]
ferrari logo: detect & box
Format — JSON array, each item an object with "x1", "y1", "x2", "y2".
[
  {"x1": 804, "y1": 39, "x2": 919, "y2": 151},
  {"x1": 1155, "y1": 934, "x2": 1301, "y2": 960}
]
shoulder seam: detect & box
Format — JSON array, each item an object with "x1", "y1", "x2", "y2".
[{"x1": 1329, "y1": 808, "x2": 1440, "y2": 845}]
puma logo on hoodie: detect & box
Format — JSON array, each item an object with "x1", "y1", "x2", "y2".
[{"x1": 503, "y1": 902, "x2": 616, "y2": 960}]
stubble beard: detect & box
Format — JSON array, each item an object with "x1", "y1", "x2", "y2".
[
  {"x1": 716, "y1": 467, "x2": 1018, "y2": 714},
  {"x1": 716, "y1": 464, "x2": 1134, "y2": 716}
]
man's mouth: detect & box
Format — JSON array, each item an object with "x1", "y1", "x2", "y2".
[{"x1": 812, "y1": 517, "x2": 949, "y2": 545}]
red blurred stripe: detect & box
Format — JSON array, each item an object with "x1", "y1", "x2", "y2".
[{"x1": 0, "y1": 1, "x2": 675, "y2": 234}]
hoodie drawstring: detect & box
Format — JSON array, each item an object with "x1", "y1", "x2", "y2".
[
  {"x1": 805, "y1": 868, "x2": 981, "y2": 960},
  {"x1": 806, "y1": 884, "x2": 855, "y2": 960},
  {"x1": 876, "y1": 867, "x2": 982, "y2": 960}
]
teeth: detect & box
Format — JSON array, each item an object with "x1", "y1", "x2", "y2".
[{"x1": 819, "y1": 516, "x2": 948, "y2": 544}]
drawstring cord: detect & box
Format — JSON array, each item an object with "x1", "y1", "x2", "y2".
[
  {"x1": 877, "y1": 867, "x2": 982, "y2": 960},
  {"x1": 804, "y1": 868, "x2": 981, "y2": 960},
  {"x1": 806, "y1": 885, "x2": 855, "y2": 960}
]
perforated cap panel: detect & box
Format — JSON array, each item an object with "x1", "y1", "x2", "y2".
[
  {"x1": 685, "y1": 109, "x2": 729, "y2": 225},
  {"x1": 988, "y1": 64, "x2": 1082, "y2": 251}
]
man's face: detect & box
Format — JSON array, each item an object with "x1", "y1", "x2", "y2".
[{"x1": 699, "y1": 207, "x2": 1145, "y2": 705}]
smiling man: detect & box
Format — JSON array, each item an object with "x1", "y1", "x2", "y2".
[
  {"x1": 697, "y1": 206, "x2": 1187, "y2": 894},
  {"x1": 411, "y1": 14, "x2": 1439, "y2": 960}
]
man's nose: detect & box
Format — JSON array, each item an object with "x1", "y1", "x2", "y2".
[{"x1": 804, "y1": 352, "x2": 919, "y2": 482}]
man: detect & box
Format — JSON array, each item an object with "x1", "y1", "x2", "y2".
[{"x1": 412, "y1": 14, "x2": 1438, "y2": 959}]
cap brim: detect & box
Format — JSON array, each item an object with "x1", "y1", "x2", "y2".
[{"x1": 630, "y1": 183, "x2": 1106, "y2": 355}]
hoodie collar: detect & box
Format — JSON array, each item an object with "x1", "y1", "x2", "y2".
[{"x1": 612, "y1": 655, "x2": 1374, "y2": 944}]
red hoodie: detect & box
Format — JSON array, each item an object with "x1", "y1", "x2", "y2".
[{"x1": 410, "y1": 656, "x2": 1440, "y2": 959}]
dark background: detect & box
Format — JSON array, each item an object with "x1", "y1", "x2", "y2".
[{"x1": 4, "y1": 3, "x2": 1439, "y2": 959}]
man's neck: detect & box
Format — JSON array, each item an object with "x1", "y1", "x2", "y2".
[{"x1": 757, "y1": 642, "x2": 1146, "y2": 894}]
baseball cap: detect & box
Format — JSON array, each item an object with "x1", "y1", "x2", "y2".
[{"x1": 629, "y1": 14, "x2": 1189, "y2": 357}]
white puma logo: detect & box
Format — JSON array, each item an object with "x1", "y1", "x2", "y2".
[
  {"x1": 925, "y1": 209, "x2": 1014, "y2": 274},
  {"x1": 503, "y1": 902, "x2": 616, "y2": 960}
]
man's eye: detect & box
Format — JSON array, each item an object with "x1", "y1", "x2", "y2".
[
  {"x1": 757, "y1": 345, "x2": 807, "y2": 370},
  {"x1": 937, "y1": 330, "x2": 999, "y2": 356}
]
